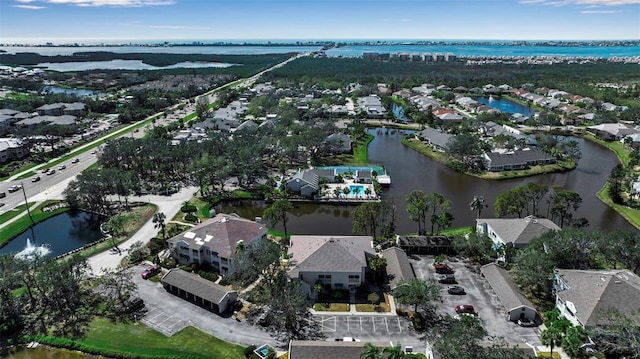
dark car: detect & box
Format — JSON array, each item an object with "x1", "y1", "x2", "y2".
[
  {"x1": 434, "y1": 263, "x2": 454, "y2": 274},
  {"x1": 0, "y1": 191, "x2": 5, "y2": 198},
  {"x1": 518, "y1": 318, "x2": 537, "y2": 327},
  {"x1": 438, "y1": 274, "x2": 456, "y2": 284},
  {"x1": 455, "y1": 305, "x2": 475, "y2": 314},
  {"x1": 447, "y1": 286, "x2": 466, "y2": 295},
  {"x1": 32, "y1": 176, "x2": 41, "y2": 182},
  {"x1": 72, "y1": 158, "x2": 80, "y2": 163},
  {"x1": 141, "y1": 265, "x2": 160, "y2": 279}
]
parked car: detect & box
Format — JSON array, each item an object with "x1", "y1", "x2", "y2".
[
  {"x1": 447, "y1": 286, "x2": 466, "y2": 295},
  {"x1": 8, "y1": 184, "x2": 22, "y2": 193},
  {"x1": 335, "y1": 337, "x2": 360, "y2": 342},
  {"x1": 32, "y1": 176, "x2": 41, "y2": 182},
  {"x1": 517, "y1": 318, "x2": 537, "y2": 327},
  {"x1": 438, "y1": 274, "x2": 457, "y2": 284},
  {"x1": 455, "y1": 305, "x2": 475, "y2": 314},
  {"x1": 0, "y1": 191, "x2": 5, "y2": 198},
  {"x1": 72, "y1": 158, "x2": 80, "y2": 163},
  {"x1": 58, "y1": 165, "x2": 66, "y2": 170},
  {"x1": 47, "y1": 169, "x2": 56, "y2": 175},
  {"x1": 434, "y1": 263, "x2": 454, "y2": 274},
  {"x1": 141, "y1": 265, "x2": 160, "y2": 279},
  {"x1": 0, "y1": 202, "x2": 5, "y2": 208}
]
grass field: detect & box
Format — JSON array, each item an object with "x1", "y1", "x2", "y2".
[{"x1": 66, "y1": 317, "x2": 246, "y2": 359}]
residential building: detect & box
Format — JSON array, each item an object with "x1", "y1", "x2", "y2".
[
  {"x1": 161, "y1": 268, "x2": 238, "y2": 314},
  {"x1": 288, "y1": 341, "x2": 389, "y2": 359},
  {"x1": 476, "y1": 215, "x2": 560, "y2": 249},
  {"x1": 553, "y1": 269, "x2": 640, "y2": 328},
  {"x1": 481, "y1": 263, "x2": 538, "y2": 323},
  {"x1": 357, "y1": 95, "x2": 386, "y2": 118},
  {"x1": 287, "y1": 235, "x2": 374, "y2": 296},
  {"x1": 381, "y1": 247, "x2": 416, "y2": 291},
  {"x1": 285, "y1": 170, "x2": 319, "y2": 198},
  {"x1": 417, "y1": 127, "x2": 453, "y2": 152},
  {"x1": 587, "y1": 123, "x2": 640, "y2": 141},
  {"x1": 482, "y1": 148, "x2": 555, "y2": 172},
  {"x1": 0, "y1": 138, "x2": 28, "y2": 163},
  {"x1": 167, "y1": 213, "x2": 267, "y2": 275},
  {"x1": 324, "y1": 133, "x2": 352, "y2": 154}
]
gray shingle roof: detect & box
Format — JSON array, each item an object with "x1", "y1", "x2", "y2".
[
  {"x1": 419, "y1": 127, "x2": 453, "y2": 149},
  {"x1": 382, "y1": 247, "x2": 416, "y2": 289},
  {"x1": 484, "y1": 148, "x2": 551, "y2": 168},
  {"x1": 481, "y1": 263, "x2": 535, "y2": 313},
  {"x1": 555, "y1": 269, "x2": 640, "y2": 327},
  {"x1": 288, "y1": 236, "x2": 374, "y2": 277},
  {"x1": 161, "y1": 268, "x2": 235, "y2": 304},
  {"x1": 167, "y1": 213, "x2": 266, "y2": 259},
  {"x1": 289, "y1": 341, "x2": 389, "y2": 359},
  {"x1": 477, "y1": 216, "x2": 560, "y2": 246}
]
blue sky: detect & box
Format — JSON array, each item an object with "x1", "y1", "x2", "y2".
[{"x1": 1, "y1": 0, "x2": 639, "y2": 43}]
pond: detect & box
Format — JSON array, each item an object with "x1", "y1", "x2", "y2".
[
  {"x1": 218, "y1": 129, "x2": 633, "y2": 235},
  {"x1": 476, "y1": 96, "x2": 536, "y2": 117},
  {"x1": 0, "y1": 210, "x2": 105, "y2": 258}
]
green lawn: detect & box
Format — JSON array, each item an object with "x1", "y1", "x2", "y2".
[
  {"x1": 313, "y1": 303, "x2": 350, "y2": 312},
  {"x1": 349, "y1": 133, "x2": 374, "y2": 165},
  {"x1": 49, "y1": 317, "x2": 245, "y2": 359},
  {"x1": 0, "y1": 202, "x2": 34, "y2": 225}
]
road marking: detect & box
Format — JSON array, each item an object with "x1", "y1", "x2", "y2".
[
  {"x1": 347, "y1": 316, "x2": 350, "y2": 332},
  {"x1": 385, "y1": 317, "x2": 389, "y2": 332},
  {"x1": 397, "y1": 317, "x2": 402, "y2": 333},
  {"x1": 372, "y1": 317, "x2": 375, "y2": 332},
  {"x1": 360, "y1": 316, "x2": 363, "y2": 332}
]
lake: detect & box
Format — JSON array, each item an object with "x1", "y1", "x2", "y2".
[
  {"x1": 476, "y1": 96, "x2": 536, "y2": 117},
  {"x1": 0, "y1": 210, "x2": 105, "y2": 258},
  {"x1": 3, "y1": 346, "x2": 106, "y2": 359},
  {"x1": 36, "y1": 59, "x2": 237, "y2": 72},
  {"x1": 218, "y1": 129, "x2": 633, "y2": 235}
]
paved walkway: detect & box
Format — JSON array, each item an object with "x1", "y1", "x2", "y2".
[{"x1": 87, "y1": 186, "x2": 198, "y2": 274}]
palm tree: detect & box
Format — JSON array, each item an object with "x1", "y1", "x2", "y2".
[
  {"x1": 360, "y1": 343, "x2": 383, "y2": 359},
  {"x1": 540, "y1": 325, "x2": 563, "y2": 359},
  {"x1": 152, "y1": 212, "x2": 167, "y2": 239},
  {"x1": 469, "y1": 195, "x2": 486, "y2": 219},
  {"x1": 365, "y1": 187, "x2": 372, "y2": 198},
  {"x1": 383, "y1": 342, "x2": 405, "y2": 359}
]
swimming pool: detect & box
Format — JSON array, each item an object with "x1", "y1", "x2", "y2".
[{"x1": 349, "y1": 185, "x2": 365, "y2": 195}]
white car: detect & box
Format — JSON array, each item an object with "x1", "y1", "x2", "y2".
[
  {"x1": 58, "y1": 165, "x2": 66, "y2": 170},
  {"x1": 8, "y1": 184, "x2": 22, "y2": 193}
]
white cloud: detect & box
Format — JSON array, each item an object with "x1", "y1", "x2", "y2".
[
  {"x1": 12, "y1": 4, "x2": 46, "y2": 9},
  {"x1": 36, "y1": 0, "x2": 175, "y2": 7},
  {"x1": 581, "y1": 9, "x2": 624, "y2": 12},
  {"x1": 149, "y1": 25, "x2": 210, "y2": 30},
  {"x1": 520, "y1": 0, "x2": 639, "y2": 5}
]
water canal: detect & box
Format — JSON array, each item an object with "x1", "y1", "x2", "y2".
[{"x1": 219, "y1": 129, "x2": 633, "y2": 234}]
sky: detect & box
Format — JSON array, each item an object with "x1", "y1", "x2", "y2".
[{"x1": 1, "y1": 0, "x2": 639, "y2": 43}]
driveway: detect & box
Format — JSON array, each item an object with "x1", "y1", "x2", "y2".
[
  {"x1": 409, "y1": 255, "x2": 541, "y2": 347},
  {"x1": 131, "y1": 264, "x2": 277, "y2": 347}
]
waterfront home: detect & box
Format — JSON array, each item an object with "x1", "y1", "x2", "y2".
[
  {"x1": 482, "y1": 147, "x2": 555, "y2": 172},
  {"x1": 287, "y1": 235, "x2": 375, "y2": 297},
  {"x1": 476, "y1": 215, "x2": 560, "y2": 250},
  {"x1": 167, "y1": 213, "x2": 267, "y2": 275},
  {"x1": 357, "y1": 95, "x2": 386, "y2": 118},
  {"x1": 417, "y1": 127, "x2": 453, "y2": 152},
  {"x1": 553, "y1": 269, "x2": 640, "y2": 328},
  {"x1": 587, "y1": 123, "x2": 640, "y2": 141},
  {"x1": 324, "y1": 133, "x2": 352, "y2": 154},
  {"x1": 161, "y1": 268, "x2": 238, "y2": 314},
  {"x1": 481, "y1": 263, "x2": 538, "y2": 323},
  {"x1": 285, "y1": 170, "x2": 320, "y2": 198}
]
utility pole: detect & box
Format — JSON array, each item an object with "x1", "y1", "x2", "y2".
[{"x1": 20, "y1": 182, "x2": 35, "y2": 226}]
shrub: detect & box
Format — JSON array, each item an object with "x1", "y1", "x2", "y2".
[
  {"x1": 179, "y1": 265, "x2": 193, "y2": 272},
  {"x1": 162, "y1": 257, "x2": 177, "y2": 268},
  {"x1": 184, "y1": 213, "x2": 198, "y2": 223},
  {"x1": 367, "y1": 292, "x2": 380, "y2": 305},
  {"x1": 198, "y1": 270, "x2": 219, "y2": 283},
  {"x1": 181, "y1": 204, "x2": 197, "y2": 213},
  {"x1": 244, "y1": 345, "x2": 257, "y2": 358},
  {"x1": 219, "y1": 277, "x2": 232, "y2": 286}
]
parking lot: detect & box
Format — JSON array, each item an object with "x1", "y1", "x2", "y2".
[
  {"x1": 312, "y1": 314, "x2": 424, "y2": 350},
  {"x1": 409, "y1": 255, "x2": 541, "y2": 346}
]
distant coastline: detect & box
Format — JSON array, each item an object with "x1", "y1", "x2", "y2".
[{"x1": 1, "y1": 39, "x2": 639, "y2": 48}]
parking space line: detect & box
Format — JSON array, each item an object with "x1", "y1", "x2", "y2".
[
  {"x1": 360, "y1": 316, "x2": 363, "y2": 332},
  {"x1": 371, "y1": 317, "x2": 375, "y2": 332},
  {"x1": 385, "y1": 317, "x2": 389, "y2": 332},
  {"x1": 397, "y1": 317, "x2": 402, "y2": 333}
]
